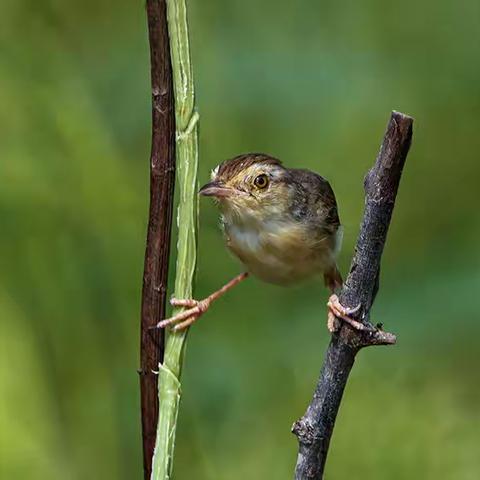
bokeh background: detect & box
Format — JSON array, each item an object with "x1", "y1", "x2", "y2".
[{"x1": 2, "y1": 1, "x2": 480, "y2": 479}]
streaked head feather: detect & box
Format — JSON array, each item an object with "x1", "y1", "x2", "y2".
[{"x1": 213, "y1": 153, "x2": 282, "y2": 182}]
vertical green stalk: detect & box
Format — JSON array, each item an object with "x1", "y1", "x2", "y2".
[{"x1": 150, "y1": 0, "x2": 199, "y2": 479}]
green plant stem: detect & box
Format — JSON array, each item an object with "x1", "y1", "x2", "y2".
[{"x1": 150, "y1": 0, "x2": 199, "y2": 479}]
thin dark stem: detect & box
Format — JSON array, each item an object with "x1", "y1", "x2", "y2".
[
  {"x1": 292, "y1": 111, "x2": 413, "y2": 480},
  {"x1": 139, "y1": 2, "x2": 175, "y2": 479}
]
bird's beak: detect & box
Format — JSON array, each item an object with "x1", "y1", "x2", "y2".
[{"x1": 199, "y1": 181, "x2": 235, "y2": 198}]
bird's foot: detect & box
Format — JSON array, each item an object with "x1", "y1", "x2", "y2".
[
  {"x1": 155, "y1": 297, "x2": 211, "y2": 331},
  {"x1": 327, "y1": 294, "x2": 369, "y2": 333},
  {"x1": 151, "y1": 272, "x2": 249, "y2": 332}
]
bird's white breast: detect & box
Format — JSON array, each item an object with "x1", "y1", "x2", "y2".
[{"x1": 223, "y1": 214, "x2": 334, "y2": 286}]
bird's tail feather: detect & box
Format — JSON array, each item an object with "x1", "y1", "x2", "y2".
[{"x1": 324, "y1": 265, "x2": 343, "y2": 293}]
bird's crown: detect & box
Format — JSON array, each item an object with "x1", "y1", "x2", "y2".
[{"x1": 212, "y1": 153, "x2": 282, "y2": 183}]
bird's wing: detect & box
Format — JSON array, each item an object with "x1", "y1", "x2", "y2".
[{"x1": 288, "y1": 168, "x2": 340, "y2": 234}]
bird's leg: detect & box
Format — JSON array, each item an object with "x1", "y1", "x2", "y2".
[
  {"x1": 154, "y1": 272, "x2": 249, "y2": 331},
  {"x1": 327, "y1": 294, "x2": 368, "y2": 333}
]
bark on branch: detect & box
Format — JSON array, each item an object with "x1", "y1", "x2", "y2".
[
  {"x1": 139, "y1": 2, "x2": 175, "y2": 479},
  {"x1": 292, "y1": 111, "x2": 413, "y2": 479}
]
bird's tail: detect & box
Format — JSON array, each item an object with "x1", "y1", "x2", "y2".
[{"x1": 324, "y1": 264, "x2": 343, "y2": 293}]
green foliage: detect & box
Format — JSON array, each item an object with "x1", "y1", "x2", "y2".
[{"x1": 1, "y1": 1, "x2": 479, "y2": 479}]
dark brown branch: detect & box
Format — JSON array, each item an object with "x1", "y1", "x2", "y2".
[
  {"x1": 139, "y1": 2, "x2": 175, "y2": 479},
  {"x1": 292, "y1": 111, "x2": 413, "y2": 479}
]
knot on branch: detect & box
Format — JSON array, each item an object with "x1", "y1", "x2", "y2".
[
  {"x1": 334, "y1": 312, "x2": 397, "y2": 348},
  {"x1": 340, "y1": 326, "x2": 397, "y2": 349},
  {"x1": 364, "y1": 328, "x2": 397, "y2": 346},
  {"x1": 176, "y1": 110, "x2": 199, "y2": 141},
  {"x1": 292, "y1": 418, "x2": 322, "y2": 446},
  {"x1": 152, "y1": 86, "x2": 171, "y2": 114},
  {"x1": 158, "y1": 362, "x2": 181, "y2": 389}
]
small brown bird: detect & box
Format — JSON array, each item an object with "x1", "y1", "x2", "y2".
[{"x1": 158, "y1": 153, "x2": 364, "y2": 332}]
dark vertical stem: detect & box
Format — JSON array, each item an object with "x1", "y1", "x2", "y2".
[
  {"x1": 293, "y1": 339, "x2": 358, "y2": 479},
  {"x1": 139, "y1": 1, "x2": 175, "y2": 479},
  {"x1": 292, "y1": 111, "x2": 413, "y2": 479}
]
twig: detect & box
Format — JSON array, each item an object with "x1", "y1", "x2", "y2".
[
  {"x1": 139, "y1": 1, "x2": 175, "y2": 479},
  {"x1": 292, "y1": 111, "x2": 413, "y2": 480}
]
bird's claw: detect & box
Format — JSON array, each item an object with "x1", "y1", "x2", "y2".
[
  {"x1": 153, "y1": 298, "x2": 211, "y2": 331},
  {"x1": 149, "y1": 273, "x2": 248, "y2": 332},
  {"x1": 327, "y1": 294, "x2": 371, "y2": 333},
  {"x1": 170, "y1": 298, "x2": 198, "y2": 308}
]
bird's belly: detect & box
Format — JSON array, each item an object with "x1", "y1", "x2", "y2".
[{"x1": 225, "y1": 223, "x2": 333, "y2": 286}]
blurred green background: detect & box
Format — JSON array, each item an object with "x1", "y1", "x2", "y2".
[{"x1": 1, "y1": 0, "x2": 480, "y2": 479}]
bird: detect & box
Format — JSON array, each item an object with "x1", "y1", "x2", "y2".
[{"x1": 157, "y1": 153, "x2": 365, "y2": 332}]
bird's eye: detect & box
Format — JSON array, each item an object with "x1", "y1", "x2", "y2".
[{"x1": 254, "y1": 174, "x2": 269, "y2": 189}]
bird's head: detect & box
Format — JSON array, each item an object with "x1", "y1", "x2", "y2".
[{"x1": 199, "y1": 153, "x2": 291, "y2": 222}]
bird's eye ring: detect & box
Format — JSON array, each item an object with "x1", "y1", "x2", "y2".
[{"x1": 253, "y1": 174, "x2": 269, "y2": 189}]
